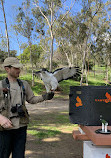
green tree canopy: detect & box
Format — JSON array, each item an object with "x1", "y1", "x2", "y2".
[{"x1": 20, "y1": 44, "x2": 44, "y2": 68}]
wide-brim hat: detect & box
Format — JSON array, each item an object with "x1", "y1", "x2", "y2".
[{"x1": 3, "y1": 57, "x2": 23, "y2": 68}]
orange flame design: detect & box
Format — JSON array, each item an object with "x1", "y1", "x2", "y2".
[
  {"x1": 76, "y1": 96, "x2": 83, "y2": 107},
  {"x1": 95, "y1": 92, "x2": 111, "y2": 103}
]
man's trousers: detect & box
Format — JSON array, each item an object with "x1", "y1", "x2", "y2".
[{"x1": 0, "y1": 126, "x2": 27, "y2": 158}]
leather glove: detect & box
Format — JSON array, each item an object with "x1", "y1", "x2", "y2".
[{"x1": 42, "y1": 92, "x2": 54, "y2": 100}]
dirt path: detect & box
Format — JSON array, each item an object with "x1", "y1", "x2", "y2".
[{"x1": 25, "y1": 98, "x2": 83, "y2": 158}]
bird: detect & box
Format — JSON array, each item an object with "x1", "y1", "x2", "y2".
[{"x1": 33, "y1": 67, "x2": 81, "y2": 93}]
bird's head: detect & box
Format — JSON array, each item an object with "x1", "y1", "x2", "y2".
[
  {"x1": 40, "y1": 68, "x2": 50, "y2": 75},
  {"x1": 34, "y1": 68, "x2": 50, "y2": 76},
  {"x1": 41, "y1": 68, "x2": 47, "y2": 72}
]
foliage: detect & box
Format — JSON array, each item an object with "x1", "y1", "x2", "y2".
[
  {"x1": 46, "y1": 60, "x2": 59, "y2": 70},
  {"x1": 0, "y1": 73, "x2": 6, "y2": 80},
  {"x1": 0, "y1": 49, "x2": 7, "y2": 63},
  {"x1": 14, "y1": 4, "x2": 35, "y2": 39},
  {"x1": 55, "y1": 13, "x2": 89, "y2": 67},
  {"x1": 0, "y1": 49, "x2": 16, "y2": 64},
  {"x1": 19, "y1": 44, "x2": 44, "y2": 67}
]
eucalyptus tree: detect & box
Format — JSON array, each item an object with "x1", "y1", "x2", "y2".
[
  {"x1": 55, "y1": 14, "x2": 87, "y2": 67},
  {"x1": 0, "y1": 0, "x2": 10, "y2": 56},
  {"x1": 0, "y1": 38, "x2": 7, "y2": 52},
  {"x1": 77, "y1": 0, "x2": 106, "y2": 85},
  {"x1": 13, "y1": 0, "x2": 35, "y2": 85},
  {"x1": 89, "y1": 0, "x2": 111, "y2": 81},
  {"x1": 93, "y1": 28, "x2": 111, "y2": 82},
  {"x1": 55, "y1": 0, "x2": 107, "y2": 85},
  {"x1": 32, "y1": 0, "x2": 76, "y2": 71}
]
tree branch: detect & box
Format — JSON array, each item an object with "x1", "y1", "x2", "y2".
[
  {"x1": 54, "y1": 0, "x2": 76, "y2": 33},
  {"x1": 33, "y1": 1, "x2": 51, "y2": 29}
]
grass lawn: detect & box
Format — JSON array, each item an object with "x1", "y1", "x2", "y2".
[{"x1": 27, "y1": 111, "x2": 78, "y2": 142}]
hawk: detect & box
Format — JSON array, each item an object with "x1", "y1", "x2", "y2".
[{"x1": 33, "y1": 67, "x2": 81, "y2": 92}]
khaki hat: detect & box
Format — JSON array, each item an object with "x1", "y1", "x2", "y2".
[{"x1": 3, "y1": 57, "x2": 23, "y2": 68}]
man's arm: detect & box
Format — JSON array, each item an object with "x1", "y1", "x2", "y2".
[{"x1": 23, "y1": 80, "x2": 54, "y2": 104}]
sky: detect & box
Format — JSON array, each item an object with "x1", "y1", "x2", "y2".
[
  {"x1": 0, "y1": 0, "x2": 27, "y2": 54},
  {"x1": 0, "y1": 0, "x2": 109, "y2": 56},
  {"x1": 0, "y1": 0, "x2": 83, "y2": 55}
]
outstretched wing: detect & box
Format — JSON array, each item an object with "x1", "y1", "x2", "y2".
[{"x1": 53, "y1": 67, "x2": 81, "y2": 82}]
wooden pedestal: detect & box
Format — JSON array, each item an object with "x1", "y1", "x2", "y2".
[{"x1": 73, "y1": 126, "x2": 111, "y2": 158}]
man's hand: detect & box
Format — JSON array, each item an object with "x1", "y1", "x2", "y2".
[
  {"x1": 42, "y1": 92, "x2": 54, "y2": 100},
  {"x1": 0, "y1": 114, "x2": 13, "y2": 129}
]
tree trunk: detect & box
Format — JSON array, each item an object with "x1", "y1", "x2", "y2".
[
  {"x1": 50, "y1": 35, "x2": 54, "y2": 72},
  {"x1": 106, "y1": 58, "x2": 109, "y2": 85},
  {"x1": 85, "y1": 62, "x2": 88, "y2": 85},
  {"x1": 28, "y1": 38, "x2": 34, "y2": 86},
  {"x1": 49, "y1": 1, "x2": 54, "y2": 72},
  {"x1": 80, "y1": 50, "x2": 86, "y2": 86},
  {"x1": 93, "y1": 56, "x2": 95, "y2": 78},
  {"x1": 1, "y1": 0, "x2": 10, "y2": 56},
  {"x1": 65, "y1": 52, "x2": 72, "y2": 67}
]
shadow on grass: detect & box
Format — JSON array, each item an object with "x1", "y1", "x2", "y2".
[{"x1": 25, "y1": 112, "x2": 82, "y2": 158}]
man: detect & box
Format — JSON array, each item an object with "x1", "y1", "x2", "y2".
[{"x1": 0, "y1": 57, "x2": 54, "y2": 158}]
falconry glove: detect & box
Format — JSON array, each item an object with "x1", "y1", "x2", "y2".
[{"x1": 42, "y1": 92, "x2": 54, "y2": 100}]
